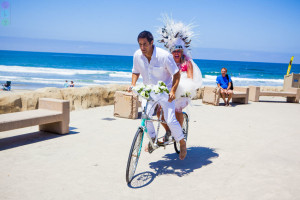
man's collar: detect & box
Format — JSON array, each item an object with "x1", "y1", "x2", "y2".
[
  {"x1": 152, "y1": 45, "x2": 157, "y2": 59},
  {"x1": 141, "y1": 45, "x2": 156, "y2": 61}
]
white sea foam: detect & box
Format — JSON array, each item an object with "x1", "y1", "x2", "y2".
[
  {"x1": 0, "y1": 65, "x2": 285, "y2": 88},
  {"x1": 108, "y1": 71, "x2": 132, "y2": 78},
  {"x1": 94, "y1": 80, "x2": 131, "y2": 84},
  {"x1": 0, "y1": 65, "x2": 112, "y2": 76},
  {"x1": 0, "y1": 75, "x2": 131, "y2": 86}
]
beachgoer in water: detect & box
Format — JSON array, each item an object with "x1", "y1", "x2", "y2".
[
  {"x1": 63, "y1": 80, "x2": 69, "y2": 88},
  {"x1": 69, "y1": 81, "x2": 75, "y2": 87}
]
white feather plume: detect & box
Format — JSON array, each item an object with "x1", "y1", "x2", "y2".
[{"x1": 157, "y1": 14, "x2": 195, "y2": 58}]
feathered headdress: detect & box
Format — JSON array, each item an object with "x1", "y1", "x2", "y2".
[{"x1": 157, "y1": 15, "x2": 195, "y2": 59}]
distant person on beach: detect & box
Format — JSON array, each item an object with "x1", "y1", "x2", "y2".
[
  {"x1": 70, "y1": 81, "x2": 74, "y2": 87},
  {"x1": 216, "y1": 67, "x2": 233, "y2": 106},
  {"x1": 63, "y1": 80, "x2": 69, "y2": 88},
  {"x1": 1, "y1": 81, "x2": 11, "y2": 91},
  {"x1": 128, "y1": 30, "x2": 187, "y2": 160}
]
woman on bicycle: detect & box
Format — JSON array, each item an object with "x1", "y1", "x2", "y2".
[{"x1": 157, "y1": 15, "x2": 203, "y2": 139}]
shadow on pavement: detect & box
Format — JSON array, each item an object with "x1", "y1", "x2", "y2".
[
  {"x1": 128, "y1": 146, "x2": 219, "y2": 188},
  {"x1": 0, "y1": 127, "x2": 79, "y2": 151},
  {"x1": 101, "y1": 117, "x2": 116, "y2": 121},
  {"x1": 149, "y1": 146, "x2": 219, "y2": 177},
  {"x1": 128, "y1": 171, "x2": 156, "y2": 189}
]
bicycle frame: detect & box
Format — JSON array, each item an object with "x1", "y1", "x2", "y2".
[{"x1": 139, "y1": 97, "x2": 169, "y2": 152}]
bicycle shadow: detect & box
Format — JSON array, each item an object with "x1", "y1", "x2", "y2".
[{"x1": 128, "y1": 146, "x2": 219, "y2": 188}]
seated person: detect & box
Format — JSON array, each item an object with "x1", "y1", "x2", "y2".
[
  {"x1": 216, "y1": 68, "x2": 233, "y2": 106},
  {"x1": 2, "y1": 81, "x2": 11, "y2": 91}
]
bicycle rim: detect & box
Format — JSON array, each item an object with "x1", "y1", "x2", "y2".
[
  {"x1": 126, "y1": 128, "x2": 144, "y2": 183},
  {"x1": 174, "y1": 112, "x2": 189, "y2": 154}
]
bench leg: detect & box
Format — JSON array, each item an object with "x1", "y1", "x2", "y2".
[
  {"x1": 249, "y1": 86, "x2": 260, "y2": 102},
  {"x1": 232, "y1": 98, "x2": 247, "y2": 104},
  {"x1": 39, "y1": 121, "x2": 69, "y2": 134},
  {"x1": 287, "y1": 97, "x2": 297, "y2": 103},
  {"x1": 39, "y1": 98, "x2": 70, "y2": 134}
]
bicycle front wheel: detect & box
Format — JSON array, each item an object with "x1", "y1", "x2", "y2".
[
  {"x1": 174, "y1": 112, "x2": 189, "y2": 154},
  {"x1": 126, "y1": 127, "x2": 144, "y2": 184}
]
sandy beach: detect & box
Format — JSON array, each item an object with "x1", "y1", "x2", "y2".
[
  {"x1": 0, "y1": 89, "x2": 33, "y2": 94},
  {"x1": 0, "y1": 97, "x2": 299, "y2": 200}
]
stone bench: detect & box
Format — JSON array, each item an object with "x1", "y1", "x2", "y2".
[
  {"x1": 202, "y1": 86, "x2": 249, "y2": 106},
  {"x1": 249, "y1": 86, "x2": 300, "y2": 103},
  {"x1": 0, "y1": 98, "x2": 70, "y2": 134}
]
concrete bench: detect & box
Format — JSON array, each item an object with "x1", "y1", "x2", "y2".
[
  {"x1": 249, "y1": 86, "x2": 300, "y2": 103},
  {"x1": 202, "y1": 86, "x2": 249, "y2": 106},
  {"x1": 0, "y1": 98, "x2": 70, "y2": 134}
]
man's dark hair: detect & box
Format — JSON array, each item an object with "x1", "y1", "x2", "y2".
[{"x1": 137, "y1": 31, "x2": 153, "y2": 43}]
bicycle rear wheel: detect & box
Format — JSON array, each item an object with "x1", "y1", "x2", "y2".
[
  {"x1": 126, "y1": 127, "x2": 144, "y2": 183},
  {"x1": 174, "y1": 112, "x2": 189, "y2": 154}
]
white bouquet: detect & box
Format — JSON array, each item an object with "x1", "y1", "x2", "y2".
[{"x1": 132, "y1": 81, "x2": 169, "y2": 100}]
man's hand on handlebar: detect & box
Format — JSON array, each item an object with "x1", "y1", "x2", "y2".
[{"x1": 127, "y1": 85, "x2": 133, "y2": 92}]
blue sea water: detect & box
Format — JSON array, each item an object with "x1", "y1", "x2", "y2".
[{"x1": 0, "y1": 50, "x2": 299, "y2": 90}]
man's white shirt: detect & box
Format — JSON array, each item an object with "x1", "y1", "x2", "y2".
[{"x1": 132, "y1": 46, "x2": 179, "y2": 89}]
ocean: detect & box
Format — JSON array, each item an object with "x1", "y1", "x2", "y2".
[{"x1": 0, "y1": 50, "x2": 299, "y2": 90}]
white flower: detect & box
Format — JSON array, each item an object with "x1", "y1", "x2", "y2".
[
  {"x1": 145, "y1": 85, "x2": 152, "y2": 92},
  {"x1": 133, "y1": 84, "x2": 146, "y2": 93},
  {"x1": 153, "y1": 85, "x2": 160, "y2": 94},
  {"x1": 160, "y1": 85, "x2": 167, "y2": 90},
  {"x1": 134, "y1": 82, "x2": 169, "y2": 99},
  {"x1": 140, "y1": 91, "x2": 146, "y2": 97},
  {"x1": 158, "y1": 81, "x2": 166, "y2": 87}
]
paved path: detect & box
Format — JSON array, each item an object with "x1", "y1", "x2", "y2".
[{"x1": 1, "y1": 98, "x2": 300, "y2": 200}]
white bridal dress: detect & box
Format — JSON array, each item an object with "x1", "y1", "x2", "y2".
[{"x1": 175, "y1": 60, "x2": 203, "y2": 112}]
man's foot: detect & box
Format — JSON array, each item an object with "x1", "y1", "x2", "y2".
[
  {"x1": 224, "y1": 100, "x2": 228, "y2": 106},
  {"x1": 179, "y1": 139, "x2": 187, "y2": 160},
  {"x1": 145, "y1": 138, "x2": 155, "y2": 153},
  {"x1": 164, "y1": 130, "x2": 171, "y2": 142}
]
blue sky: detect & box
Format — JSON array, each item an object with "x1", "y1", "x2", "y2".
[{"x1": 0, "y1": 0, "x2": 300, "y2": 63}]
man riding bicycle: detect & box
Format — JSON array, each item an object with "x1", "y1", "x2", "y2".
[{"x1": 128, "y1": 31, "x2": 187, "y2": 160}]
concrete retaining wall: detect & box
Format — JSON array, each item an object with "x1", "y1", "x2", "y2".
[
  {"x1": 0, "y1": 85, "x2": 283, "y2": 114},
  {"x1": 0, "y1": 85, "x2": 127, "y2": 114}
]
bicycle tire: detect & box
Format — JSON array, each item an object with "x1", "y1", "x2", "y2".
[
  {"x1": 126, "y1": 127, "x2": 144, "y2": 183},
  {"x1": 174, "y1": 112, "x2": 189, "y2": 154}
]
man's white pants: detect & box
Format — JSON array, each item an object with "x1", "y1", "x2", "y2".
[{"x1": 142, "y1": 99, "x2": 184, "y2": 142}]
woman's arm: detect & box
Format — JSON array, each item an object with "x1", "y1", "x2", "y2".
[
  {"x1": 187, "y1": 61, "x2": 193, "y2": 79},
  {"x1": 169, "y1": 71, "x2": 181, "y2": 102}
]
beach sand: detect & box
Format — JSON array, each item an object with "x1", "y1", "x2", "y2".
[
  {"x1": 0, "y1": 89, "x2": 32, "y2": 94},
  {"x1": 0, "y1": 97, "x2": 300, "y2": 200}
]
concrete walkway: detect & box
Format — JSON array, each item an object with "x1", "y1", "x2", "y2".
[{"x1": 0, "y1": 97, "x2": 300, "y2": 200}]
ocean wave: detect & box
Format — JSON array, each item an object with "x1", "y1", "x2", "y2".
[
  {"x1": 108, "y1": 71, "x2": 132, "y2": 78},
  {"x1": 0, "y1": 67, "x2": 285, "y2": 88},
  {"x1": 94, "y1": 80, "x2": 131, "y2": 84},
  {"x1": 0, "y1": 65, "x2": 114, "y2": 76},
  {"x1": 0, "y1": 75, "x2": 131, "y2": 86}
]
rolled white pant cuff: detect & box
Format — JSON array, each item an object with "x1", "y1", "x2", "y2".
[{"x1": 173, "y1": 134, "x2": 185, "y2": 143}]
